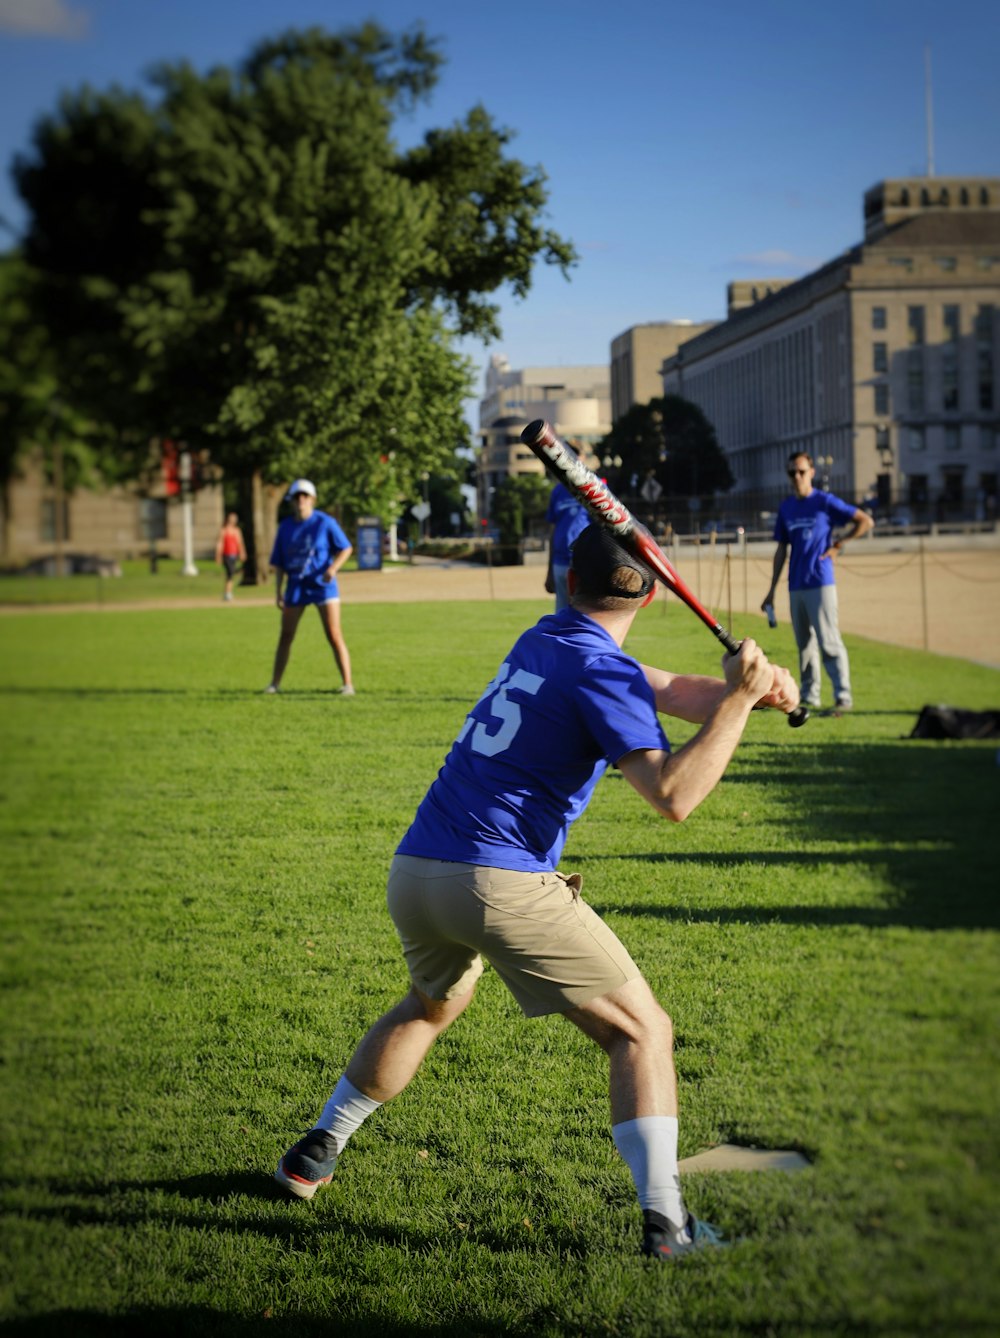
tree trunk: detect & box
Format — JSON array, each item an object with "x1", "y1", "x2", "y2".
[{"x1": 236, "y1": 470, "x2": 276, "y2": 585}]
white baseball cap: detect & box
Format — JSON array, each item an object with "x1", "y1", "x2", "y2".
[{"x1": 285, "y1": 478, "x2": 317, "y2": 500}]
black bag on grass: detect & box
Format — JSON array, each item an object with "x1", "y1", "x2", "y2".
[{"x1": 909, "y1": 706, "x2": 1000, "y2": 740}]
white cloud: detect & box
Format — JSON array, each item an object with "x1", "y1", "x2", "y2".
[{"x1": 0, "y1": 0, "x2": 90, "y2": 38}]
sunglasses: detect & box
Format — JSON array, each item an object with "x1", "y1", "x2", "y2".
[{"x1": 787, "y1": 468, "x2": 810, "y2": 477}]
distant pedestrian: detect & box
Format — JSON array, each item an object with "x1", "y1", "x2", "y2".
[
  {"x1": 762, "y1": 451, "x2": 874, "y2": 712},
  {"x1": 266, "y1": 480, "x2": 355, "y2": 695},
  {"x1": 214, "y1": 512, "x2": 247, "y2": 602}
]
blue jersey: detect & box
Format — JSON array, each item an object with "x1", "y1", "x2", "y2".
[
  {"x1": 546, "y1": 484, "x2": 590, "y2": 567},
  {"x1": 774, "y1": 490, "x2": 857, "y2": 590},
  {"x1": 397, "y1": 608, "x2": 670, "y2": 873},
  {"x1": 270, "y1": 512, "x2": 351, "y2": 589}
]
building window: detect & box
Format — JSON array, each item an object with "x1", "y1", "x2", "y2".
[
  {"x1": 975, "y1": 304, "x2": 995, "y2": 342},
  {"x1": 935, "y1": 256, "x2": 957, "y2": 271},
  {"x1": 873, "y1": 342, "x2": 888, "y2": 374},
  {"x1": 871, "y1": 306, "x2": 887, "y2": 330},
  {"x1": 876, "y1": 426, "x2": 891, "y2": 457},
  {"x1": 874, "y1": 382, "x2": 890, "y2": 415},
  {"x1": 979, "y1": 349, "x2": 995, "y2": 411},
  {"x1": 979, "y1": 425, "x2": 997, "y2": 452},
  {"x1": 960, "y1": 188, "x2": 970, "y2": 205},
  {"x1": 944, "y1": 425, "x2": 961, "y2": 452},
  {"x1": 907, "y1": 306, "x2": 925, "y2": 345},
  {"x1": 909, "y1": 427, "x2": 926, "y2": 453},
  {"x1": 943, "y1": 305, "x2": 960, "y2": 342},
  {"x1": 139, "y1": 498, "x2": 168, "y2": 542},
  {"x1": 942, "y1": 351, "x2": 959, "y2": 410},
  {"x1": 907, "y1": 353, "x2": 925, "y2": 413},
  {"x1": 40, "y1": 499, "x2": 70, "y2": 543},
  {"x1": 888, "y1": 256, "x2": 913, "y2": 270}
]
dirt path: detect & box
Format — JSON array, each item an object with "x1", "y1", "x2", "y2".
[{"x1": 3, "y1": 548, "x2": 1000, "y2": 668}]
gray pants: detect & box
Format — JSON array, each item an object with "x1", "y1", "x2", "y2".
[{"x1": 789, "y1": 585, "x2": 852, "y2": 707}]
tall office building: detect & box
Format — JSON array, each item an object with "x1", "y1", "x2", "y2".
[
  {"x1": 610, "y1": 320, "x2": 716, "y2": 422},
  {"x1": 661, "y1": 178, "x2": 1000, "y2": 521}
]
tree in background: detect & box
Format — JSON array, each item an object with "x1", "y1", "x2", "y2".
[
  {"x1": 491, "y1": 474, "x2": 551, "y2": 549},
  {"x1": 0, "y1": 253, "x2": 105, "y2": 561},
  {"x1": 598, "y1": 395, "x2": 733, "y2": 503},
  {"x1": 13, "y1": 23, "x2": 576, "y2": 576}
]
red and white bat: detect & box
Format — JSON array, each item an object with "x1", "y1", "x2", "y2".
[{"x1": 520, "y1": 418, "x2": 808, "y2": 727}]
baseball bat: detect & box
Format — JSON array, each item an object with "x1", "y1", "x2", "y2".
[{"x1": 521, "y1": 419, "x2": 809, "y2": 728}]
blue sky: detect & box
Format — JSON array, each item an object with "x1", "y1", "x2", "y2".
[{"x1": 1, "y1": 0, "x2": 998, "y2": 427}]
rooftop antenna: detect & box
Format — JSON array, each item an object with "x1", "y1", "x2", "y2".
[{"x1": 924, "y1": 43, "x2": 935, "y2": 177}]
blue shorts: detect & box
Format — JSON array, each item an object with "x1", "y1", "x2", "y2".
[{"x1": 284, "y1": 577, "x2": 339, "y2": 606}]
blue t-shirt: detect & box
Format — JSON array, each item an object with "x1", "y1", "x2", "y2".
[
  {"x1": 546, "y1": 484, "x2": 590, "y2": 568},
  {"x1": 774, "y1": 490, "x2": 858, "y2": 590},
  {"x1": 397, "y1": 608, "x2": 670, "y2": 873},
  {"x1": 270, "y1": 512, "x2": 351, "y2": 590}
]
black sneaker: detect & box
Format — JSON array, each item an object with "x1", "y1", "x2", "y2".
[
  {"x1": 275, "y1": 1128, "x2": 338, "y2": 1200},
  {"x1": 642, "y1": 1209, "x2": 729, "y2": 1261}
]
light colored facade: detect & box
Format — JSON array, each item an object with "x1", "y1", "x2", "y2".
[
  {"x1": 1, "y1": 449, "x2": 225, "y2": 567},
  {"x1": 610, "y1": 320, "x2": 716, "y2": 422},
  {"x1": 477, "y1": 355, "x2": 609, "y2": 517},
  {"x1": 662, "y1": 178, "x2": 1000, "y2": 522}
]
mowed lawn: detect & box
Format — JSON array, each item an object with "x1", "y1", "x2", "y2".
[{"x1": 0, "y1": 598, "x2": 998, "y2": 1337}]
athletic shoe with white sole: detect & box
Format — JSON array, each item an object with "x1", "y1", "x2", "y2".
[
  {"x1": 264, "y1": 684, "x2": 280, "y2": 694},
  {"x1": 339, "y1": 685, "x2": 356, "y2": 696},
  {"x1": 642, "y1": 1209, "x2": 729, "y2": 1261},
  {"x1": 275, "y1": 1128, "x2": 338, "y2": 1200}
]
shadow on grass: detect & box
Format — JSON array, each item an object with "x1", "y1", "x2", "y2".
[
  {"x1": 591, "y1": 738, "x2": 999, "y2": 931},
  {"x1": 0, "y1": 1306, "x2": 521, "y2": 1337},
  {"x1": 0, "y1": 1172, "x2": 590, "y2": 1261}
]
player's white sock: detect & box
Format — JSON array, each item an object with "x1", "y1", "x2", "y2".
[
  {"x1": 612, "y1": 1115, "x2": 690, "y2": 1239},
  {"x1": 316, "y1": 1075, "x2": 382, "y2": 1154}
]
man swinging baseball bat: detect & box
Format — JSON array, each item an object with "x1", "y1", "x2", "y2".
[{"x1": 274, "y1": 509, "x2": 798, "y2": 1262}]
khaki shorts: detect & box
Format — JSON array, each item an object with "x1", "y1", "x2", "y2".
[{"x1": 386, "y1": 853, "x2": 641, "y2": 1018}]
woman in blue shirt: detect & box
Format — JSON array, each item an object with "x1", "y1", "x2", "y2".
[{"x1": 266, "y1": 479, "x2": 355, "y2": 695}]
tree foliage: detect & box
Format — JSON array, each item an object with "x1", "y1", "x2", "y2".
[
  {"x1": 0, "y1": 254, "x2": 105, "y2": 517},
  {"x1": 491, "y1": 473, "x2": 551, "y2": 546},
  {"x1": 598, "y1": 395, "x2": 733, "y2": 498},
  {"x1": 12, "y1": 22, "x2": 576, "y2": 544}
]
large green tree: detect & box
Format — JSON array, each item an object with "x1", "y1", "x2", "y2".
[
  {"x1": 599, "y1": 395, "x2": 734, "y2": 500},
  {"x1": 0, "y1": 253, "x2": 105, "y2": 558},
  {"x1": 13, "y1": 23, "x2": 575, "y2": 573}
]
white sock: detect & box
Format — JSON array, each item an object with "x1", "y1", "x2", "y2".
[
  {"x1": 612, "y1": 1115, "x2": 689, "y2": 1238},
  {"x1": 316, "y1": 1075, "x2": 383, "y2": 1154}
]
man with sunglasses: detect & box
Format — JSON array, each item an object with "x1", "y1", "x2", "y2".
[{"x1": 762, "y1": 452, "x2": 873, "y2": 713}]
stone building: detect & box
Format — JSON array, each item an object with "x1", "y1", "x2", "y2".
[
  {"x1": 661, "y1": 177, "x2": 1000, "y2": 523},
  {"x1": 610, "y1": 320, "x2": 716, "y2": 422},
  {"x1": 477, "y1": 355, "x2": 609, "y2": 518},
  {"x1": 1, "y1": 447, "x2": 225, "y2": 570}
]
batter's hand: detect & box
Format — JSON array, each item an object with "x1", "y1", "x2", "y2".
[
  {"x1": 756, "y1": 663, "x2": 800, "y2": 713},
  {"x1": 722, "y1": 638, "x2": 773, "y2": 704}
]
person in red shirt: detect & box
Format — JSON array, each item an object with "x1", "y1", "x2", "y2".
[{"x1": 214, "y1": 513, "x2": 247, "y2": 602}]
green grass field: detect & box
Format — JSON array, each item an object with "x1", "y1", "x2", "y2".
[
  {"x1": 1, "y1": 598, "x2": 998, "y2": 1336},
  {"x1": 0, "y1": 557, "x2": 381, "y2": 606}
]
